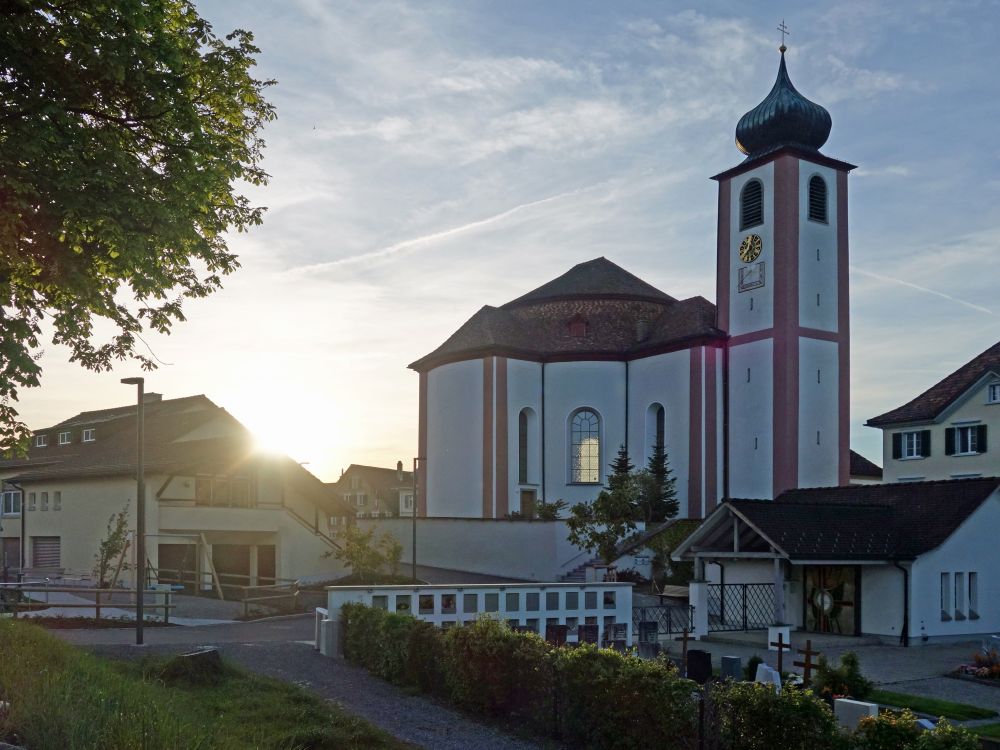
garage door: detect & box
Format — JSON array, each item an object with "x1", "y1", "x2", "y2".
[{"x1": 32, "y1": 536, "x2": 61, "y2": 569}]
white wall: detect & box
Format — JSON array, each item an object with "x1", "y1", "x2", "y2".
[
  {"x1": 797, "y1": 162, "x2": 839, "y2": 332},
  {"x1": 358, "y1": 517, "x2": 590, "y2": 582},
  {"x1": 860, "y1": 565, "x2": 906, "y2": 638},
  {"x1": 426, "y1": 359, "x2": 484, "y2": 517},
  {"x1": 728, "y1": 339, "x2": 774, "y2": 499},
  {"x1": 911, "y1": 490, "x2": 1000, "y2": 639},
  {"x1": 543, "y1": 361, "x2": 626, "y2": 506},
  {"x1": 628, "y1": 349, "x2": 691, "y2": 511},
  {"x1": 798, "y1": 337, "x2": 840, "y2": 488},
  {"x1": 728, "y1": 162, "x2": 776, "y2": 338}
]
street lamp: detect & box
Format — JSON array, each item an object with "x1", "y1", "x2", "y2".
[
  {"x1": 121, "y1": 377, "x2": 145, "y2": 645},
  {"x1": 397, "y1": 458, "x2": 423, "y2": 583}
]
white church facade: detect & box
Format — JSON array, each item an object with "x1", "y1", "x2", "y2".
[{"x1": 411, "y1": 48, "x2": 850, "y2": 520}]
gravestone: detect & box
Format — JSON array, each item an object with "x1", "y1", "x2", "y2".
[
  {"x1": 637, "y1": 621, "x2": 658, "y2": 643},
  {"x1": 754, "y1": 663, "x2": 782, "y2": 693},
  {"x1": 687, "y1": 649, "x2": 712, "y2": 684},
  {"x1": 637, "y1": 641, "x2": 661, "y2": 659},
  {"x1": 577, "y1": 623, "x2": 599, "y2": 644},
  {"x1": 720, "y1": 655, "x2": 742, "y2": 681},
  {"x1": 834, "y1": 698, "x2": 879, "y2": 731},
  {"x1": 545, "y1": 624, "x2": 568, "y2": 646},
  {"x1": 916, "y1": 718, "x2": 937, "y2": 731}
]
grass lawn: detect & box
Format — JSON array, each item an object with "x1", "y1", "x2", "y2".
[
  {"x1": 0, "y1": 619, "x2": 408, "y2": 749},
  {"x1": 871, "y1": 688, "x2": 999, "y2": 721},
  {"x1": 975, "y1": 723, "x2": 1000, "y2": 738}
]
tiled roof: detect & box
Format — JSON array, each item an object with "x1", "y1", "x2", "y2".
[
  {"x1": 867, "y1": 339, "x2": 1000, "y2": 426},
  {"x1": 849, "y1": 449, "x2": 882, "y2": 478},
  {"x1": 410, "y1": 258, "x2": 724, "y2": 371},
  {"x1": 730, "y1": 477, "x2": 1000, "y2": 560}
]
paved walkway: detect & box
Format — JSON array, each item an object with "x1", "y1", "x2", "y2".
[
  {"x1": 56, "y1": 615, "x2": 543, "y2": 750},
  {"x1": 16, "y1": 590, "x2": 243, "y2": 626}
]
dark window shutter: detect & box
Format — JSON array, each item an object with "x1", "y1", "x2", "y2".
[
  {"x1": 920, "y1": 430, "x2": 932, "y2": 457},
  {"x1": 945, "y1": 428, "x2": 956, "y2": 456},
  {"x1": 808, "y1": 175, "x2": 828, "y2": 223},
  {"x1": 892, "y1": 433, "x2": 902, "y2": 459},
  {"x1": 740, "y1": 180, "x2": 763, "y2": 230},
  {"x1": 977, "y1": 425, "x2": 987, "y2": 453}
]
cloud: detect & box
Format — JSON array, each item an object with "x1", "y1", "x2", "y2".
[{"x1": 850, "y1": 265, "x2": 994, "y2": 315}]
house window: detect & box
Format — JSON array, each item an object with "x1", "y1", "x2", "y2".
[
  {"x1": 1, "y1": 491, "x2": 21, "y2": 516},
  {"x1": 401, "y1": 493, "x2": 414, "y2": 512},
  {"x1": 27, "y1": 492, "x2": 36, "y2": 511},
  {"x1": 892, "y1": 430, "x2": 930, "y2": 459},
  {"x1": 946, "y1": 425, "x2": 987, "y2": 456},
  {"x1": 954, "y1": 572, "x2": 966, "y2": 620},
  {"x1": 40, "y1": 491, "x2": 48, "y2": 511},
  {"x1": 231, "y1": 479, "x2": 250, "y2": 507},
  {"x1": 355, "y1": 493, "x2": 367, "y2": 507},
  {"x1": 940, "y1": 573, "x2": 952, "y2": 621},
  {"x1": 570, "y1": 409, "x2": 601, "y2": 484},
  {"x1": 35, "y1": 434, "x2": 48, "y2": 448},
  {"x1": 808, "y1": 175, "x2": 828, "y2": 223},
  {"x1": 58, "y1": 431, "x2": 71, "y2": 445},
  {"x1": 350, "y1": 477, "x2": 360, "y2": 490},
  {"x1": 82, "y1": 428, "x2": 96, "y2": 442},
  {"x1": 989, "y1": 384, "x2": 1000, "y2": 404},
  {"x1": 740, "y1": 179, "x2": 764, "y2": 230},
  {"x1": 53, "y1": 491, "x2": 61, "y2": 511}
]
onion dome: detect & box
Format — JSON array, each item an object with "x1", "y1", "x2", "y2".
[{"x1": 735, "y1": 47, "x2": 832, "y2": 159}]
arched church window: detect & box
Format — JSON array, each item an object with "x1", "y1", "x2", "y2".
[
  {"x1": 569, "y1": 409, "x2": 601, "y2": 484},
  {"x1": 645, "y1": 402, "x2": 665, "y2": 458},
  {"x1": 654, "y1": 405, "x2": 665, "y2": 449},
  {"x1": 808, "y1": 175, "x2": 828, "y2": 223},
  {"x1": 519, "y1": 408, "x2": 530, "y2": 484},
  {"x1": 740, "y1": 179, "x2": 764, "y2": 230}
]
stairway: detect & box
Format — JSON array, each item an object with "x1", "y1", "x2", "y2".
[{"x1": 559, "y1": 556, "x2": 603, "y2": 582}]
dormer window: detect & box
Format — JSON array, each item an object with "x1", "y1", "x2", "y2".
[
  {"x1": 58, "y1": 431, "x2": 71, "y2": 445},
  {"x1": 82, "y1": 428, "x2": 96, "y2": 442},
  {"x1": 35, "y1": 434, "x2": 48, "y2": 448},
  {"x1": 740, "y1": 179, "x2": 764, "y2": 230},
  {"x1": 989, "y1": 383, "x2": 1000, "y2": 404},
  {"x1": 567, "y1": 314, "x2": 588, "y2": 338},
  {"x1": 808, "y1": 175, "x2": 828, "y2": 223}
]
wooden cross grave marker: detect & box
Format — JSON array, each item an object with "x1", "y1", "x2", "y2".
[
  {"x1": 794, "y1": 639, "x2": 821, "y2": 687},
  {"x1": 769, "y1": 631, "x2": 792, "y2": 675}
]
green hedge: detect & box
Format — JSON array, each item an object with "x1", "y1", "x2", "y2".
[{"x1": 339, "y1": 604, "x2": 979, "y2": 750}]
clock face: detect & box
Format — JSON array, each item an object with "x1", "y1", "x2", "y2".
[{"x1": 738, "y1": 234, "x2": 762, "y2": 264}]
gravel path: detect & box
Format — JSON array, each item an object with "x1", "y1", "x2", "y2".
[{"x1": 65, "y1": 617, "x2": 544, "y2": 750}]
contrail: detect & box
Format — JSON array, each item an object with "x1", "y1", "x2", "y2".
[
  {"x1": 290, "y1": 182, "x2": 608, "y2": 275},
  {"x1": 850, "y1": 265, "x2": 993, "y2": 315}
]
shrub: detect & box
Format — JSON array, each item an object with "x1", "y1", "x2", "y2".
[
  {"x1": 813, "y1": 652, "x2": 873, "y2": 700},
  {"x1": 706, "y1": 681, "x2": 843, "y2": 750},
  {"x1": 554, "y1": 647, "x2": 696, "y2": 750},
  {"x1": 404, "y1": 620, "x2": 447, "y2": 696},
  {"x1": 744, "y1": 654, "x2": 764, "y2": 681},
  {"x1": 341, "y1": 602, "x2": 413, "y2": 682},
  {"x1": 852, "y1": 710, "x2": 979, "y2": 750}
]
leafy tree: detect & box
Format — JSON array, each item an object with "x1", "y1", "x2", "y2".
[
  {"x1": 93, "y1": 502, "x2": 131, "y2": 588},
  {"x1": 330, "y1": 525, "x2": 405, "y2": 583},
  {"x1": 0, "y1": 0, "x2": 275, "y2": 453},
  {"x1": 566, "y1": 446, "x2": 641, "y2": 565}
]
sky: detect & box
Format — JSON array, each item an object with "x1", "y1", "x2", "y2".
[{"x1": 18, "y1": 0, "x2": 1000, "y2": 482}]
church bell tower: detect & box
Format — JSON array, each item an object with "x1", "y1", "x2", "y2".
[{"x1": 714, "y1": 45, "x2": 854, "y2": 499}]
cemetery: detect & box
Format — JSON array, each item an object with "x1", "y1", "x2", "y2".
[{"x1": 318, "y1": 593, "x2": 993, "y2": 749}]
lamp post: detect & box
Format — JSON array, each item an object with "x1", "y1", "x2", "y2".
[
  {"x1": 121, "y1": 377, "x2": 145, "y2": 645},
  {"x1": 397, "y1": 458, "x2": 423, "y2": 583}
]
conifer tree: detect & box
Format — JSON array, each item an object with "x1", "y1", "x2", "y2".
[{"x1": 644, "y1": 441, "x2": 679, "y2": 521}]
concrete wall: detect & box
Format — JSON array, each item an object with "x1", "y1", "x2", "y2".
[
  {"x1": 506, "y1": 358, "x2": 543, "y2": 513},
  {"x1": 860, "y1": 565, "x2": 906, "y2": 639},
  {"x1": 911, "y1": 490, "x2": 1000, "y2": 639},
  {"x1": 882, "y1": 376, "x2": 1000, "y2": 482},
  {"x1": 358, "y1": 517, "x2": 590, "y2": 582},
  {"x1": 425, "y1": 359, "x2": 484, "y2": 517}
]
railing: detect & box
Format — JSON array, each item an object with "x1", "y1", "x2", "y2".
[
  {"x1": 633, "y1": 604, "x2": 694, "y2": 640},
  {"x1": 241, "y1": 583, "x2": 299, "y2": 619},
  {"x1": 707, "y1": 583, "x2": 774, "y2": 632},
  {"x1": 283, "y1": 505, "x2": 341, "y2": 551},
  {"x1": 154, "y1": 566, "x2": 301, "y2": 617},
  {"x1": 0, "y1": 583, "x2": 174, "y2": 622}
]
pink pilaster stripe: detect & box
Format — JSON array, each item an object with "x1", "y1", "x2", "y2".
[
  {"x1": 494, "y1": 357, "x2": 509, "y2": 518},
  {"x1": 837, "y1": 171, "x2": 851, "y2": 486},
  {"x1": 482, "y1": 357, "x2": 494, "y2": 519},
  {"x1": 772, "y1": 156, "x2": 799, "y2": 498},
  {"x1": 716, "y1": 180, "x2": 732, "y2": 333},
  {"x1": 688, "y1": 347, "x2": 703, "y2": 518},
  {"x1": 704, "y1": 345, "x2": 718, "y2": 515}
]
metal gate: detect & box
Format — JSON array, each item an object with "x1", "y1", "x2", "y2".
[{"x1": 707, "y1": 583, "x2": 774, "y2": 632}]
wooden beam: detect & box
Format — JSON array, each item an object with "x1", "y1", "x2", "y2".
[{"x1": 691, "y1": 550, "x2": 783, "y2": 559}]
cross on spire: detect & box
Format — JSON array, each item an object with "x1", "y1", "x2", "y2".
[{"x1": 777, "y1": 19, "x2": 790, "y2": 51}]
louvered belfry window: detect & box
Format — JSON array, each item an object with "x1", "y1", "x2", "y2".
[
  {"x1": 740, "y1": 179, "x2": 763, "y2": 230},
  {"x1": 808, "y1": 175, "x2": 828, "y2": 223}
]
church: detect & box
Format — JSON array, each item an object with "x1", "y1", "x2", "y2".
[
  {"x1": 406, "y1": 45, "x2": 1000, "y2": 643},
  {"x1": 410, "y1": 46, "x2": 849, "y2": 520}
]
